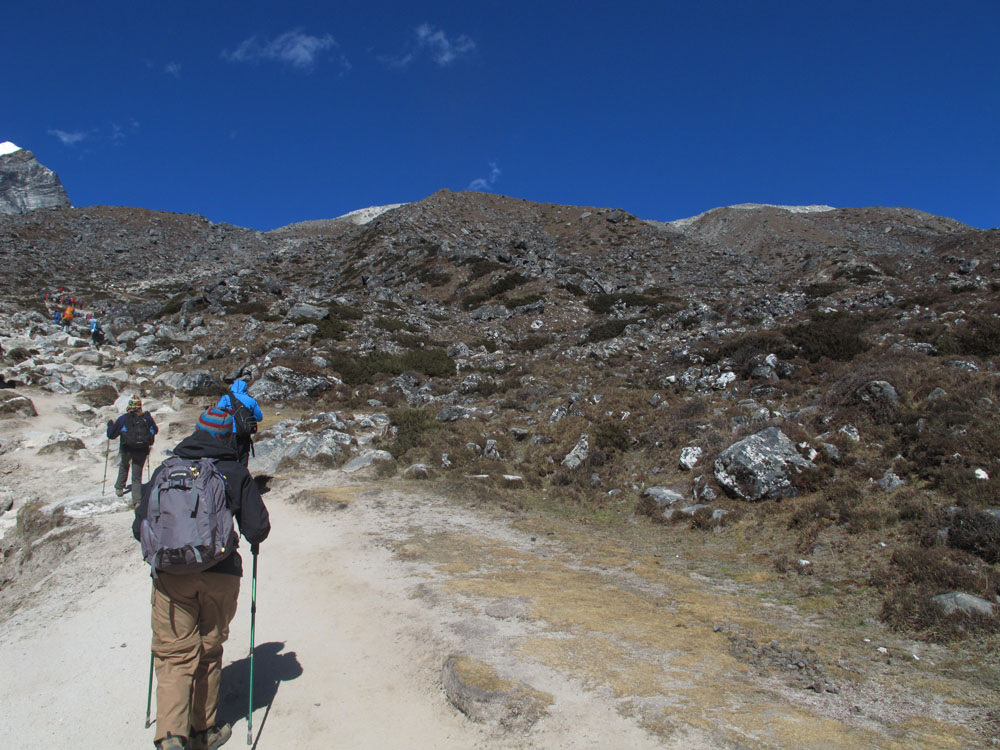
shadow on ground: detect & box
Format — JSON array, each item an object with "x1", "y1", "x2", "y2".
[{"x1": 218, "y1": 640, "x2": 302, "y2": 741}]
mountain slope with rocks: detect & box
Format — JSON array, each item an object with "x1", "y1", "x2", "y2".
[{"x1": 1, "y1": 188, "x2": 998, "y2": 747}]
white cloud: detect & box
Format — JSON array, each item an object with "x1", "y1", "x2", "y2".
[
  {"x1": 165, "y1": 61, "x2": 182, "y2": 77},
  {"x1": 379, "y1": 23, "x2": 476, "y2": 68},
  {"x1": 110, "y1": 119, "x2": 140, "y2": 143},
  {"x1": 468, "y1": 161, "x2": 501, "y2": 191},
  {"x1": 48, "y1": 129, "x2": 88, "y2": 146},
  {"x1": 416, "y1": 23, "x2": 476, "y2": 66},
  {"x1": 222, "y1": 29, "x2": 343, "y2": 71}
]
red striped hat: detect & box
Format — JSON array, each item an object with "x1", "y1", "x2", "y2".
[{"x1": 197, "y1": 406, "x2": 234, "y2": 438}]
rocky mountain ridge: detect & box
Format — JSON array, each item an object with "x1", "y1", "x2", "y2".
[{"x1": 1, "y1": 188, "x2": 999, "y2": 652}]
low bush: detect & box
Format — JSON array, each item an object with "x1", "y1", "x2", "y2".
[
  {"x1": 594, "y1": 421, "x2": 630, "y2": 452},
  {"x1": 505, "y1": 293, "x2": 544, "y2": 308},
  {"x1": 510, "y1": 335, "x2": 553, "y2": 352},
  {"x1": 947, "y1": 508, "x2": 1000, "y2": 563},
  {"x1": 328, "y1": 303, "x2": 364, "y2": 320},
  {"x1": 302, "y1": 317, "x2": 350, "y2": 341},
  {"x1": 878, "y1": 546, "x2": 1000, "y2": 640},
  {"x1": 586, "y1": 318, "x2": 638, "y2": 343},
  {"x1": 802, "y1": 282, "x2": 845, "y2": 299},
  {"x1": 386, "y1": 407, "x2": 439, "y2": 458},
  {"x1": 156, "y1": 293, "x2": 186, "y2": 319},
  {"x1": 783, "y1": 312, "x2": 871, "y2": 362},
  {"x1": 375, "y1": 316, "x2": 418, "y2": 333},
  {"x1": 416, "y1": 268, "x2": 451, "y2": 287},
  {"x1": 329, "y1": 348, "x2": 454, "y2": 385}
]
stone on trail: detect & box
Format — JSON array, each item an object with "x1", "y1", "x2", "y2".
[{"x1": 441, "y1": 654, "x2": 551, "y2": 729}]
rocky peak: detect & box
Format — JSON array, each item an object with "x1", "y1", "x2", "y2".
[{"x1": 0, "y1": 143, "x2": 71, "y2": 215}]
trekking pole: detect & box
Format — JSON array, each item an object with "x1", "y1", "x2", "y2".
[
  {"x1": 144, "y1": 650, "x2": 154, "y2": 728},
  {"x1": 247, "y1": 543, "x2": 259, "y2": 746},
  {"x1": 102, "y1": 439, "x2": 110, "y2": 495}
]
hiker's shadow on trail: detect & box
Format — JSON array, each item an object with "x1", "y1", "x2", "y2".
[{"x1": 218, "y1": 641, "x2": 302, "y2": 742}]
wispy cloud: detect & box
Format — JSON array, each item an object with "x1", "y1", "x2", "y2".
[
  {"x1": 48, "y1": 129, "x2": 88, "y2": 146},
  {"x1": 379, "y1": 23, "x2": 476, "y2": 68},
  {"x1": 110, "y1": 119, "x2": 140, "y2": 143},
  {"x1": 222, "y1": 29, "x2": 345, "y2": 72},
  {"x1": 165, "y1": 61, "x2": 182, "y2": 77},
  {"x1": 468, "y1": 161, "x2": 501, "y2": 191},
  {"x1": 416, "y1": 23, "x2": 476, "y2": 66}
]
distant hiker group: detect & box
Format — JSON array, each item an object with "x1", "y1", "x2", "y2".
[{"x1": 118, "y1": 380, "x2": 270, "y2": 750}]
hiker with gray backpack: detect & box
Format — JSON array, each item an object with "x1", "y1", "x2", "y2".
[
  {"x1": 107, "y1": 395, "x2": 158, "y2": 506},
  {"x1": 215, "y1": 379, "x2": 262, "y2": 467},
  {"x1": 133, "y1": 406, "x2": 271, "y2": 750}
]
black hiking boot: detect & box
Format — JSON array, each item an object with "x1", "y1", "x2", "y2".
[
  {"x1": 190, "y1": 723, "x2": 231, "y2": 750},
  {"x1": 156, "y1": 735, "x2": 188, "y2": 750}
]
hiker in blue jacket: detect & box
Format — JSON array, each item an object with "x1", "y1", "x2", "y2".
[
  {"x1": 215, "y1": 379, "x2": 262, "y2": 467},
  {"x1": 107, "y1": 395, "x2": 158, "y2": 505}
]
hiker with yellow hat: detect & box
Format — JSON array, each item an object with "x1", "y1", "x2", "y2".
[{"x1": 106, "y1": 395, "x2": 158, "y2": 506}]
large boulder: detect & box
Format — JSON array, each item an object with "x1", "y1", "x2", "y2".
[
  {"x1": 931, "y1": 592, "x2": 995, "y2": 618},
  {"x1": 248, "y1": 366, "x2": 339, "y2": 402},
  {"x1": 287, "y1": 302, "x2": 329, "y2": 320},
  {"x1": 154, "y1": 369, "x2": 220, "y2": 396},
  {"x1": 855, "y1": 380, "x2": 900, "y2": 421},
  {"x1": 0, "y1": 391, "x2": 37, "y2": 418},
  {"x1": 714, "y1": 426, "x2": 814, "y2": 501},
  {"x1": 253, "y1": 430, "x2": 351, "y2": 473},
  {"x1": 561, "y1": 434, "x2": 589, "y2": 470}
]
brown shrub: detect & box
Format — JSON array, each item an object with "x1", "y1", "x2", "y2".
[{"x1": 947, "y1": 508, "x2": 1000, "y2": 563}]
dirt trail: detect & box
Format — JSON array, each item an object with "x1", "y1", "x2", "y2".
[
  {"x1": 0, "y1": 479, "x2": 686, "y2": 749},
  {"x1": 0, "y1": 374, "x2": 993, "y2": 749}
]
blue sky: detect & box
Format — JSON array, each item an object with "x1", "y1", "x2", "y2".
[{"x1": 2, "y1": 1, "x2": 998, "y2": 230}]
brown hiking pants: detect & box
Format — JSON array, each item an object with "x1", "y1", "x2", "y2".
[{"x1": 151, "y1": 572, "x2": 240, "y2": 742}]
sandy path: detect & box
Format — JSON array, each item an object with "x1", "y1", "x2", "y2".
[{"x1": 0, "y1": 477, "x2": 676, "y2": 750}]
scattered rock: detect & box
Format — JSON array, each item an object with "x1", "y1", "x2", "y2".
[
  {"x1": 931, "y1": 592, "x2": 995, "y2": 618},
  {"x1": 0, "y1": 391, "x2": 37, "y2": 418},
  {"x1": 679, "y1": 446, "x2": 702, "y2": 471},
  {"x1": 441, "y1": 654, "x2": 552, "y2": 729},
  {"x1": 561, "y1": 434, "x2": 589, "y2": 470}
]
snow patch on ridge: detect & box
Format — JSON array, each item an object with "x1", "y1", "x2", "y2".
[
  {"x1": 667, "y1": 203, "x2": 837, "y2": 230},
  {"x1": 0, "y1": 141, "x2": 23, "y2": 156},
  {"x1": 336, "y1": 203, "x2": 406, "y2": 225}
]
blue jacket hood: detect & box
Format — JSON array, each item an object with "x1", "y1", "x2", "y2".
[{"x1": 230, "y1": 379, "x2": 248, "y2": 395}]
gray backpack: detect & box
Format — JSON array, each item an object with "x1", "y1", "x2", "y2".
[{"x1": 139, "y1": 456, "x2": 236, "y2": 574}]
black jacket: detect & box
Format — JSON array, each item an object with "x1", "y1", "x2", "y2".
[
  {"x1": 107, "y1": 411, "x2": 158, "y2": 453},
  {"x1": 132, "y1": 430, "x2": 271, "y2": 576}
]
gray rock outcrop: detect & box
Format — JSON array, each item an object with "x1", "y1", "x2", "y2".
[
  {"x1": 714, "y1": 426, "x2": 814, "y2": 501},
  {"x1": 0, "y1": 145, "x2": 71, "y2": 215},
  {"x1": 248, "y1": 366, "x2": 339, "y2": 401},
  {"x1": 931, "y1": 592, "x2": 995, "y2": 618}
]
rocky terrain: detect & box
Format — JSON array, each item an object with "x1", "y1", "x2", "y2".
[
  {"x1": 0, "y1": 143, "x2": 71, "y2": 215},
  {"x1": 1, "y1": 188, "x2": 999, "y2": 747}
]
